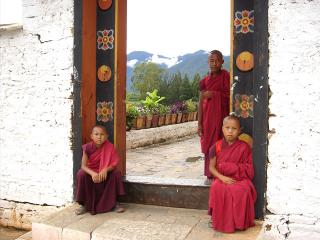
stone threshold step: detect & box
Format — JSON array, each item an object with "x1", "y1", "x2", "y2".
[
  {"x1": 30, "y1": 203, "x2": 263, "y2": 240},
  {"x1": 122, "y1": 176, "x2": 210, "y2": 210}
]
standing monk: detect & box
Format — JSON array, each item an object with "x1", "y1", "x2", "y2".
[{"x1": 198, "y1": 50, "x2": 230, "y2": 184}]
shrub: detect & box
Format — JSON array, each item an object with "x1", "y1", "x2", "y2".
[
  {"x1": 126, "y1": 103, "x2": 139, "y2": 130},
  {"x1": 185, "y1": 99, "x2": 197, "y2": 112}
]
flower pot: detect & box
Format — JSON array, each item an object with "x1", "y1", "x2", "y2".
[
  {"x1": 193, "y1": 111, "x2": 198, "y2": 121},
  {"x1": 165, "y1": 113, "x2": 171, "y2": 125},
  {"x1": 145, "y1": 115, "x2": 152, "y2": 128},
  {"x1": 182, "y1": 113, "x2": 189, "y2": 123},
  {"x1": 177, "y1": 113, "x2": 182, "y2": 123},
  {"x1": 188, "y1": 112, "x2": 193, "y2": 121},
  {"x1": 136, "y1": 116, "x2": 145, "y2": 130},
  {"x1": 158, "y1": 115, "x2": 165, "y2": 127},
  {"x1": 132, "y1": 118, "x2": 137, "y2": 129},
  {"x1": 171, "y1": 113, "x2": 177, "y2": 124},
  {"x1": 151, "y1": 115, "x2": 159, "y2": 128}
]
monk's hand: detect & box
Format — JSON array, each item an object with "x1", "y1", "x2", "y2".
[
  {"x1": 92, "y1": 173, "x2": 99, "y2": 183},
  {"x1": 99, "y1": 169, "x2": 108, "y2": 182},
  {"x1": 219, "y1": 175, "x2": 236, "y2": 185},
  {"x1": 197, "y1": 125, "x2": 203, "y2": 137},
  {"x1": 201, "y1": 91, "x2": 213, "y2": 99}
]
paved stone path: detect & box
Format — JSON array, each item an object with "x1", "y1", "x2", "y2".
[
  {"x1": 25, "y1": 203, "x2": 262, "y2": 240},
  {"x1": 126, "y1": 135, "x2": 206, "y2": 180}
]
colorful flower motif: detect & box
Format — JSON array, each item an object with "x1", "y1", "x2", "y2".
[
  {"x1": 97, "y1": 29, "x2": 114, "y2": 50},
  {"x1": 234, "y1": 94, "x2": 254, "y2": 118},
  {"x1": 97, "y1": 101, "x2": 113, "y2": 122},
  {"x1": 234, "y1": 10, "x2": 254, "y2": 34}
]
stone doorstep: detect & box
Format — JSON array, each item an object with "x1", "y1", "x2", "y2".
[
  {"x1": 121, "y1": 176, "x2": 210, "y2": 210},
  {"x1": 29, "y1": 203, "x2": 264, "y2": 240}
]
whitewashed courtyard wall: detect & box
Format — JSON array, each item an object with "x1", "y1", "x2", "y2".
[
  {"x1": 260, "y1": 1, "x2": 320, "y2": 239},
  {"x1": 0, "y1": 0, "x2": 74, "y2": 228}
]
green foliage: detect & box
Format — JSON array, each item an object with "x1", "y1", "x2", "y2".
[
  {"x1": 129, "y1": 63, "x2": 202, "y2": 105},
  {"x1": 141, "y1": 89, "x2": 165, "y2": 114},
  {"x1": 126, "y1": 103, "x2": 139, "y2": 130},
  {"x1": 132, "y1": 62, "x2": 165, "y2": 99},
  {"x1": 185, "y1": 99, "x2": 197, "y2": 112},
  {"x1": 158, "y1": 104, "x2": 170, "y2": 115}
]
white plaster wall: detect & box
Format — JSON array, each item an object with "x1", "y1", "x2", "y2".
[
  {"x1": 264, "y1": 1, "x2": 320, "y2": 239},
  {"x1": 0, "y1": 0, "x2": 74, "y2": 206}
]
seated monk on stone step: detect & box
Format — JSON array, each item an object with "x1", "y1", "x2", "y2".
[
  {"x1": 208, "y1": 115, "x2": 256, "y2": 233},
  {"x1": 75, "y1": 125, "x2": 125, "y2": 215}
]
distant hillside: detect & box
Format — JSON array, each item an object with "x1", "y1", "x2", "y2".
[{"x1": 127, "y1": 50, "x2": 230, "y2": 89}]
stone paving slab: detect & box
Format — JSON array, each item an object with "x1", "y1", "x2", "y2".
[
  {"x1": 32, "y1": 204, "x2": 85, "y2": 240},
  {"x1": 92, "y1": 219, "x2": 192, "y2": 240},
  {"x1": 126, "y1": 135, "x2": 205, "y2": 180},
  {"x1": 26, "y1": 203, "x2": 263, "y2": 240}
]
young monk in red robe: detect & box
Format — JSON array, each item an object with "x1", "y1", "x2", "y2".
[
  {"x1": 198, "y1": 50, "x2": 230, "y2": 184},
  {"x1": 208, "y1": 115, "x2": 257, "y2": 233},
  {"x1": 75, "y1": 125, "x2": 125, "y2": 215}
]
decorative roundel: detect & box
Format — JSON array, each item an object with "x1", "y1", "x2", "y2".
[
  {"x1": 236, "y1": 51, "x2": 254, "y2": 71},
  {"x1": 97, "y1": 65, "x2": 112, "y2": 82},
  {"x1": 238, "y1": 133, "x2": 253, "y2": 148},
  {"x1": 98, "y1": 0, "x2": 112, "y2": 10}
]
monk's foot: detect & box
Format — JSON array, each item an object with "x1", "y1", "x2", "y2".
[
  {"x1": 204, "y1": 178, "x2": 212, "y2": 185},
  {"x1": 115, "y1": 203, "x2": 125, "y2": 213},
  {"x1": 75, "y1": 205, "x2": 87, "y2": 215},
  {"x1": 208, "y1": 219, "x2": 213, "y2": 228}
]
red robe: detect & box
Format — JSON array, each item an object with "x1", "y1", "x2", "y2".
[
  {"x1": 208, "y1": 139, "x2": 256, "y2": 233},
  {"x1": 76, "y1": 140, "x2": 125, "y2": 214},
  {"x1": 199, "y1": 69, "x2": 230, "y2": 177}
]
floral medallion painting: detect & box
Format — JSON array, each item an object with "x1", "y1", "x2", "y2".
[{"x1": 97, "y1": 101, "x2": 113, "y2": 122}]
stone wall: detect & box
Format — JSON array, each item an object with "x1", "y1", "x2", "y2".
[
  {"x1": 261, "y1": 1, "x2": 320, "y2": 239},
  {"x1": 126, "y1": 121, "x2": 198, "y2": 149},
  {"x1": 0, "y1": 0, "x2": 75, "y2": 227}
]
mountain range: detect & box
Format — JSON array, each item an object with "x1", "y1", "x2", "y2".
[{"x1": 126, "y1": 50, "x2": 230, "y2": 89}]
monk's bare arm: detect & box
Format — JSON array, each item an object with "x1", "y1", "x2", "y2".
[
  {"x1": 209, "y1": 157, "x2": 236, "y2": 184},
  {"x1": 81, "y1": 150, "x2": 98, "y2": 181}
]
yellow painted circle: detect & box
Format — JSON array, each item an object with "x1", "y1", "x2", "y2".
[{"x1": 236, "y1": 51, "x2": 254, "y2": 71}]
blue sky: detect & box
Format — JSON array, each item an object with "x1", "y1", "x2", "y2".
[{"x1": 127, "y1": 0, "x2": 230, "y2": 57}]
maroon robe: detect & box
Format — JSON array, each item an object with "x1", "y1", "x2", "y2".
[
  {"x1": 76, "y1": 141, "x2": 125, "y2": 215},
  {"x1": 199, "y1": 69, "x2": 230, "y2": 177},
  {"x1": 208, "y1": 139, "x2": 257, "y2": 233}
]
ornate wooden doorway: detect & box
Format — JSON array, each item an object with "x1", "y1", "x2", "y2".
[{"x1": 74, "y1": 0, "x2": 268, "y2": 219}]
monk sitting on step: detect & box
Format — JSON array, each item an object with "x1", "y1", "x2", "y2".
[
  {"x1": 75, "y1": 125, "x2": 125, "y2": 215},
  {"x1": 208, "y1": 115, "x2": 256, "y2": 233}
]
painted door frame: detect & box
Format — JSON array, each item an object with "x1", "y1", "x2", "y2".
[{"x1": 72, "y1": 0, "x2": 268, "y2": 219}]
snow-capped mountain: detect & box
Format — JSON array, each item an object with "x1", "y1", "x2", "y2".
[{"x1": 126, "y1": 50, "x2": 230, "y2": 89}]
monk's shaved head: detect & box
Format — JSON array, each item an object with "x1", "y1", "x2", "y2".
[
  {"x1": 209, "y1": 50, "x2": 223, "y2": 60},
  {"x1": 92, "y1": 125, "x2": 107, "y2": 134},
  {"x1": 223, "y1": 114, "x2": 241, "y2": 128}
]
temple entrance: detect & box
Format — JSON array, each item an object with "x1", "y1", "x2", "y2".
[{"x1": 74, "y1": 0, "x2": 268, "y2": 219}]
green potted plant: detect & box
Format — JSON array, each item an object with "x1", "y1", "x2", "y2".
[
  {"x1": 158, "y1": 104, "x2": 167, "y2": 127},
  {"x1": 145, "y1": 107, "x2": 153, "y2": 128},
  {"x1": 186, "y1": 99, "x2": 197, "y2": 121},
  {"x1": 126, "y1": 103, "x2": 138, "y2": 131},
  {"x1": 164, "y1": 105, "x2": 171, "y2": 125},
  {"x1": 141, "y1": 89, "x2": 165, "y2": 128},
  {"x1": 136, "y1": 105, "x2": 146, "y2": 130}
]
